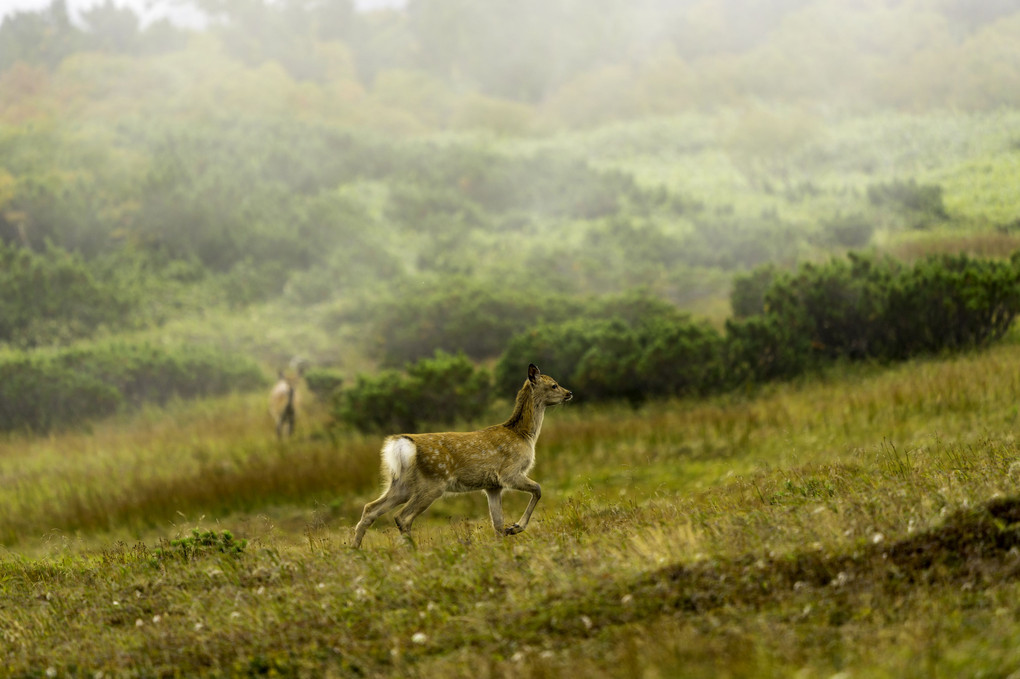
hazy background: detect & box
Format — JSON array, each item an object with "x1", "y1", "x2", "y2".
[{"x1": 2, "y1": 0, "x2": 1019, "y2": 380}]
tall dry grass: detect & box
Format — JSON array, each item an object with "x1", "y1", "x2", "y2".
[{"x1": 0, "y1": 392, "x2": 380, "y2": 546}]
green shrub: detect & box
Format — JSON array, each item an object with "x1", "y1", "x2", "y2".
[
  {"x1": 736, "y1": 252, "x2": 1020, "y2": 366},
  {"x1": 635, "y1": 319, "x2": 726, "y2": 397},
  {"x1": 495, "y1": 318, "x2": 616, "y2": 397},
  {"x1": 0, "y1": 342, "x2": 263, "y2": 433},
  {"x1": 0, "y1": 356, "x2": 124, "y2": 432},
  {"x1": 497, "y1": 313, "x2": 726, "y2": 403},
  {"x1": 303, "y1": 368, "x2": 345, "y2": 401},
  {"x1": 723, "y1": 314, "x2": 813, "y2": 385},
  {"x1": 0, "y1": 242, "x2": 136, "y2": 348},
  {"x1": 730, "y1": 264, "x2": 779, "y2": 318},
  {"x1": 867, "y1": 179, "x2": 949, "y2": 227},
  {"x1": 880, "y1": 253, "x2": 1020, "y2": 359},
  {"x1": 821, "y1": 213, "x2": 875, "y2": 248},
  {"x1": 496, "y1": 253, "x2": 1020, "y2": 405},
  {"x1": 156, "y1": 529, "x2": 247, "y2": 563},
  {"x1": 369, "y1": 280, "x2": 582, "y2": 367},
  {"x1": 336, "y1": 351, "x2": 491, "y2": 433}
]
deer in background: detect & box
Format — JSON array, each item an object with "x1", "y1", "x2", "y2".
[
  {"x1": 269, "y1": 361, "x2": 304, "y2": 439},
  {"x1": 353, "y1": 363, "x2": 572, "y2": 548}
]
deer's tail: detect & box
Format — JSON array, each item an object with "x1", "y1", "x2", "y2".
[{"x1": 381, "y1": 436, "x2": 415, "y2": 483}]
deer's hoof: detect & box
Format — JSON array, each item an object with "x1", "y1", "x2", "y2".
[{"x1": 505, "y1": 524, "x2": 523, "y2": 536}]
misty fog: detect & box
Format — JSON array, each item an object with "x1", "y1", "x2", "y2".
[{"x1": 1, "y1": 0, "x2": 1019, "y2": 386}]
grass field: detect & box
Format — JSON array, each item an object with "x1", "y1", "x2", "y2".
[{"x1": 3, "y1": 331, "x2": 1020, "y2": 677}]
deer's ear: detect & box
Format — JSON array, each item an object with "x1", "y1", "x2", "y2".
[{"x1": 528, "y1": 364, "x2": 540, "y2": 383}]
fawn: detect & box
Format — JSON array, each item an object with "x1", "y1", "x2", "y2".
[
  {"x1": 269, "y1": 368, "x2": 301, "y2": 439},
  {"x1": 352, "y1": 363, "x2": 572, "y2": 548}
]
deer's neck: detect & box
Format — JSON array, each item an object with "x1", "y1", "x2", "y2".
[{"x1": 504, "y1": 382, "x2": 546, "y2": 442}]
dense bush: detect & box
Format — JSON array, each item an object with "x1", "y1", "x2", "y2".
[
  {"x1": 367, "y1": 281, "x2": 582, "y2": 367},
  {"x1": 880, "y1": 253, "x2": 1020, "y2": 358},
  {"x1": 730, "y1": 264, "x2": 779, "y2": 319},
  {"x1": 867, "y1": 179, "x2": 949, "y2": 227},
  {"x1": 761, "y1": 252, "x2": 1020, "y2": 362},
  {"x1": 496, "y1": 314, "x2": 725, "y2": 403},
  {"x1": 303, "y1": 367, "x2": 345, "y2": 402},
  {"x1": 0, "y1": 342, "x2": 264, "y2": 433},
  {"x1": 371, "y1": 285, "x2": 694, "y2": 368},
  {"x1": 682, "y1": 216, "x2": 803, "y2": 270},
  {"x1": 399, "y1": 145, "x2": 681, "y2": 220},
  {"x1": 0, "y1": 242, "x2": 136, "y2": 347},
  {"x1": 336, "y1": 351, "x2": 492, "y2": 433},
  {"x1": 723, "y1": 313, "x2": 813, "y2": 385},
  {"x1": 496, "y1": 252, "x2": 1020, "y2": 405}
]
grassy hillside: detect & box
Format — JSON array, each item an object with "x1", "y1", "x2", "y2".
[
  {"x1": 2, "y1": 330, "x2": 1020, "y2": 676},
  {"x1": 2, "y1": 2, "x2": 1020, "y2": 674}
]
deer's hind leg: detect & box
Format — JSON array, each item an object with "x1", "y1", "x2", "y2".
[
  {"x1": 394, "y1": 484, "x2": 445, "y2": 538},
  {"x1": 353, "y1": 483, "x2": 411, "y2": 548},
  {"x1": 504, "y1": 476, "x2": 541, "y2": 535}
]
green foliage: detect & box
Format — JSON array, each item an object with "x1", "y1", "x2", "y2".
[
  {"x1": 499, "y1": 252, "x2": 1020, "y2": 405},
  {"x1": 881, "y1": 253, "x2": 1020, "y2": 358},
  {"x1": 398, "y1": 144, "x2": 677, "y2": 220},
  {"x1": 867, "y1": 179, "x2": 949, "y2": 228},
  {"x1": 0, "y1": 341, "x2": 263, "y2": 433},
  {"x1": 157, "y1": 529, "x2": 247, "y2": 562},
  {"x1": 820, "y1": 212, "x2": 875, "y2": 248},
  {"x1": 0, "y1": 355, "x2": 123, "y2": 433},
  {"x1": 336, "y1": 351, "x2": 492, "y2": 433},
  {"x1": 368, "y1": 280, "x2": 582, "y2": 367},
  {"x1": 723, "y1": 313, "x2": 813, "y2": 385},
  {"x1": 683, "y1": 215, "x2": 802, "y2": 270},
  {"x1": 730, "y1": 264, "x2": 779, "y2": 319},
  {"x1": 303, "y1": 367, "x2": 345, "y2": 401},
  {"x1": 0, "y1": 241, "x2": 136, "y2": 347},
  {"x1": 763, "y1": 252, "x2": 1020, "y2": 362},
  {"x1": 496, "y1": 311, "x2": 725, "y2": 403}
]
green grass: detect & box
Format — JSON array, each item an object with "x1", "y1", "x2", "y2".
[{"x1": 3, "y1": 335, "x2": 1020, "y2": 676}]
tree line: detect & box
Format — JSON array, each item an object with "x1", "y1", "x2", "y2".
[{"x1": 3, "y1": 0, "x2": 1020, "y2": 119}]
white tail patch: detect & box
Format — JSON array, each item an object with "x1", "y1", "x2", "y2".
[{"x1": 382, "y1": 437, "x2": 416, "y2": 480}]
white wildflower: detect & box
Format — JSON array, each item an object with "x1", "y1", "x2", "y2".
[{"x1": 411, "y1": 632, "x2": 428, "y2": 645}]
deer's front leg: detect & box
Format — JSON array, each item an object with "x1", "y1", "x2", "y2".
[{"x1": 505, "y1": 477, "x2": 541, "y2": 535}]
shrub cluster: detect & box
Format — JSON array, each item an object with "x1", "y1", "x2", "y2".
[
  {"x1": 0, "y1": 242, "x2": 136, "y2": 348},
  {"x1": 867, "y1": 179, "x2": 949, "y2": 228},
  {"x1": 335, "y1": 351, "x2": 491, "y2": 433},
  {"x1": 335, "y1": 251, "x2": 1020, "y2": 429},
  {"x1": 498, "y1": 252, "x2": 1020, "y2": 403},
  {"x1": 752, "y1": 252, "x2": 1020, "y2": 362},
  {"x1": 155, "y1": 529, "x2": 247, "y2": 563},
  {"x1": 0, "y1": 342, "x2": 263, "y2": 433},
  {"x1": 495, "y1": 317, "x2": 724, "y2": 403}
]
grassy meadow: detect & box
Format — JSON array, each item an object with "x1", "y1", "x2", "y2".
[
  {"x1": 5, "y1": 3, "x2": 1020, "y2": 675},
  {"x1": 2, "y1": 333, "x2": 1020, "y2": 677}
]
